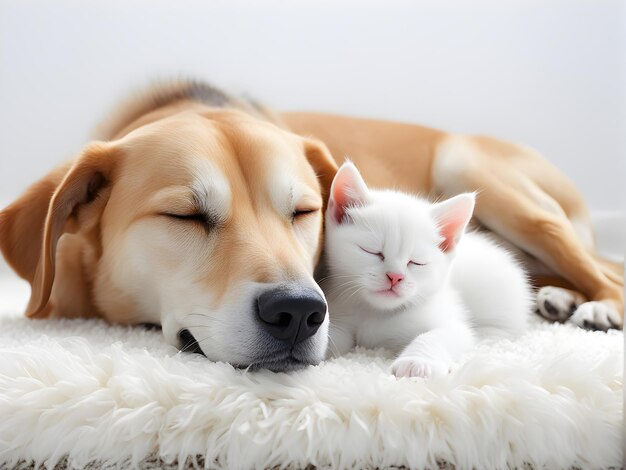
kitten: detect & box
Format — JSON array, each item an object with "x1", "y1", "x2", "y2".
[{"x1": 321, "y1": 162, "x2": 531, "y2": 378}]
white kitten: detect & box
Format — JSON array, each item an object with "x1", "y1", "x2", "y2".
[{"x1": 322, "y1": 162, "x2": 531, "y2": 378}]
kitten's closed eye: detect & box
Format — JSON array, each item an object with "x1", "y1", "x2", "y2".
[
  {"x1": 409, "y1": 260, "x2": 426, "y2": 266},
  {"x1": 360, "y1": 246, "x2": 385, "y2": 261}
]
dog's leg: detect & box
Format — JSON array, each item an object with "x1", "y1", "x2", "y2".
[
  {"x1": 476, "y1": 188, "x2": 624, "y2": 330},
  {"x1": 433, "y1": 141, "x2": 623, "y2": 330},
  {"x1": 536, "y1": 286, "x2": 586, "y2": 322},
  {"x1": 568, "y1": 300, "x2": 623, "y2": 331},
  {"x1": 593, "y1": 254, "x2": 625, "y2": 285},
  {"x1": 478, "y1": 184, "x2": 622, "y2": 329},
  {"x1": 534, "y1": 285, "x2": 621, "y2": 331}
]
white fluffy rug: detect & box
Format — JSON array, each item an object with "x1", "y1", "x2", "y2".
[{"x1": 0, "y1": 271, "x2": 623, "y2": 470}]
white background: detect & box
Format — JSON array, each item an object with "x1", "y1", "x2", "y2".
[{"x1": 0, "y1": 0, "x2": 624, "y2": 211}]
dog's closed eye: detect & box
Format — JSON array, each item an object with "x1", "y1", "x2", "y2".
[
  {"x1": 291, "y1": 208, "x2": 319, "y2": 222},
  {"x1": 161, "y1": 212, "x2": 217, "y2": 232},
  {"x1": 163, "y1": 212, "x2": 207, "y2": 223}
]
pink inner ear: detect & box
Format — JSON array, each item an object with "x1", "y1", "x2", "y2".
[
  {"x1": 330, "y1": 181, "x2": 351, "y2": 223},
  {"x1": 328, "y1": 198, "x2": 343, "y2": 224},
  {"x1": 329, "y1": 164, "x2": 367, "y2": 224},
  {"x1": 438, "y1": 217, "x2": 464, "y2": 252},
  {"x1": 435, "y1": 195, "x2": 474, "y2": 252}
]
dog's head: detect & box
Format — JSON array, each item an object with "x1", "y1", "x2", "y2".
[{"x1": 0, "y1": 108, "x2": 338, "y2": 371}]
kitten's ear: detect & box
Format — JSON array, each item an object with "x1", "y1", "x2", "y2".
[
  {"x1": 328, "y1": 162, "x2": 369, "y2": 224},
  {"x1": 431, "y1": 193, "x2": 475, "y2": 253}
]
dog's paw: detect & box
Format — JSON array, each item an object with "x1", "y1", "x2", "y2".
[
  {"x1": 536, "y1": 286, "x2": 581, "y2": 322},
  {"x1": 568, "y1": 301, "x2": 622, "y2": 331},
  {"x1": 390, "y1": 356, "x2": 449, "y2": 379}
]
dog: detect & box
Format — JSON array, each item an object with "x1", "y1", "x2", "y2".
[
  {"x1": 0, "y1": 82, "x2": 338, "y2": 371},
  {"x1": 0, "y1": 80, "x2": 622, "y2": 372}
]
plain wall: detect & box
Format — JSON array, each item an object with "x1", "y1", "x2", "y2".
[{"x1": 1, "y1": 0, "x2": 624, "y2": 211}]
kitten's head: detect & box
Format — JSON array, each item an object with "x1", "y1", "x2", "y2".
[{"x1": 324, "y1": 162, "x2": 475, "y2": 311}]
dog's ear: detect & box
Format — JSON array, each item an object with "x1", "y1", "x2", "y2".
[
  {"x1": 0, "y1": 162, "x2": 72, "y2": 284},
  {"x1": 0, "y1": 142, "x2": 117, "y2": 317},
  {"x1": 303, "y1": 138, "x2": 338, "y2": 211}
]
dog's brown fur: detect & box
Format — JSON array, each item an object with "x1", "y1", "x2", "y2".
[{"x1": 0, "y1": 80, "x2": 622, "y2": 332}]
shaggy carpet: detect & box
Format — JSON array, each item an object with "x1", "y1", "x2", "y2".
[
  {"x1": 0, "y1": 212, "x2": 624, "y2": 469},
  {"x1": 0, "y1": 272, "x2": 623, "y2": 470}
]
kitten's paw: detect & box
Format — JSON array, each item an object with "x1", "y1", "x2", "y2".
[
  {"x1": 536, "y1": 286, "x2": 581, "y2": 322},
  {"x1": 568, "y1": 301, "x2": 622, "y2": 331},
  {"x1": 391, "y1": 356, "x2": 449, "y2": 379}
]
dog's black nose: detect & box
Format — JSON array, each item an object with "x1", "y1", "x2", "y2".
[{"x1": 257, "y1": 286, "x2": 327, "y2": 345}]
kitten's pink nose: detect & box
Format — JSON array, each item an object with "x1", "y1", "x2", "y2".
[{"x1": 386, "y1": 272, "x2": 404, "y2": 287}]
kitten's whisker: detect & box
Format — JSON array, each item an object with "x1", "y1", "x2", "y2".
[
  {"x1": 318, "y1": 273, "x2": 359, "y2": 283},
  {"x1": 324, "y1": 280, "x2": 362, "y2": 297},
  {"x1": 326, "y1": 334, "x2": 341, "y2": 358},
  {"x1": 329, "y1": 321, "x2": 350, "y2": 333},
  {"x1": 345, "y1": 285, "x2": 365, "y2": 300},
  {"x1": 327, "y1": 283, "x2": 360, "y2": 298}
]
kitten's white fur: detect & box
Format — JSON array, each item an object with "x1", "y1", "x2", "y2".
[{"x1": 322, "y1": 162, "x2": 532, "y2": 378}]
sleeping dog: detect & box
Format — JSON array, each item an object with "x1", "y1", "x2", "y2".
[{"x1": 0, "y1": 80, "x2": 622, "y2": 371}]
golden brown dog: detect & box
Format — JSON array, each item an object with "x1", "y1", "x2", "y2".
[
  {"x1": 0, "y1": 80, "x2": 622, "y2": 371},
  {"x1": 0, "y1": 83, "x2": 339, "y2": 371}
]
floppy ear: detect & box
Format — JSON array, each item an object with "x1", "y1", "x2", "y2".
[
  {"x1": 327, "y1": 161, "x2": 369, "y2": 224},
  {"x1": 430, "y1": 193, "x2": 475, "y2": 253},
  {"x1": 303, "y1": 138, "x2": 338, "y2": 211},
  {"x1": 0, "y1": 162, "x2": 72, "y2": 283},
  {"x1": 0, "y1": 142, "x2": 117, "y2": 317}
]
